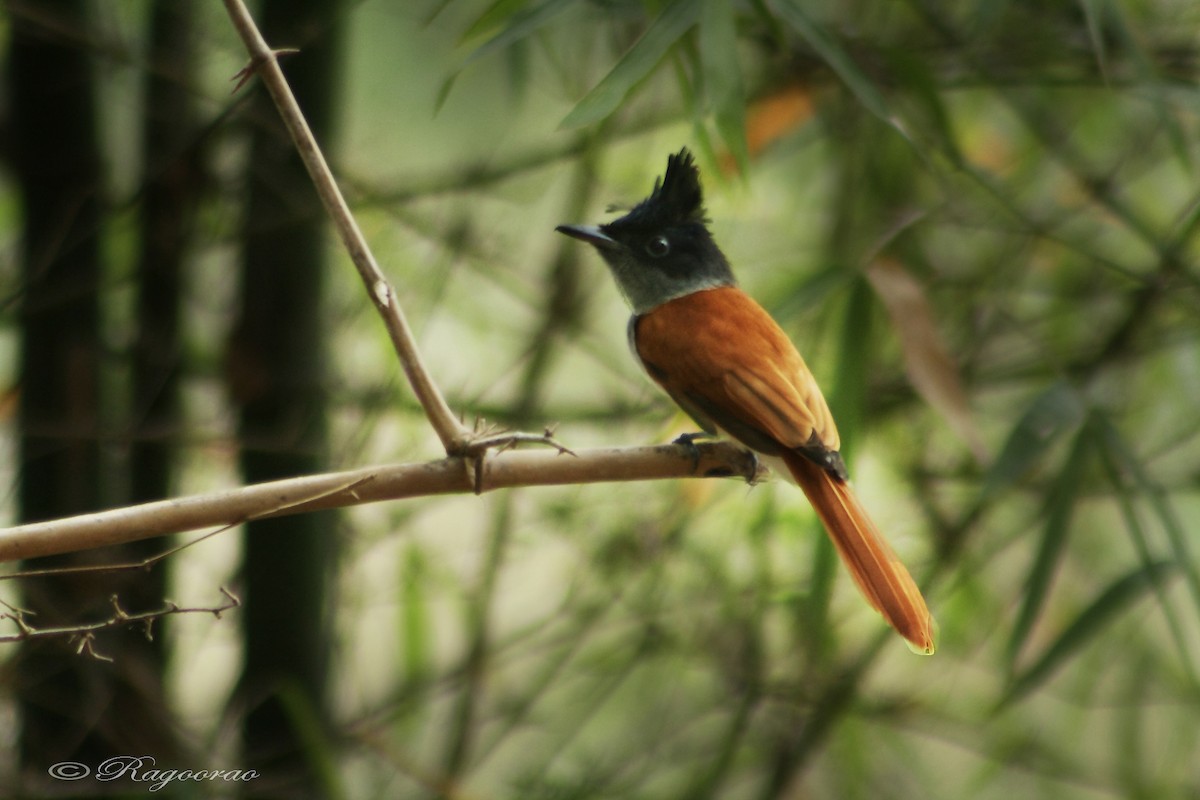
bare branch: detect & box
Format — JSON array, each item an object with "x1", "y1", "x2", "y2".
[
  {"x1": 0, "y1": 443, "x2": 764, "y2": 564},
  {"x1": 0, "y1": 588, "x2": 242, "y2": 657},
  {"x1": 220, "y1": 0, "x2": 470, "y2": 453}
]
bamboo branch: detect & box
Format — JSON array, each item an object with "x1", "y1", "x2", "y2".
[
  {"x1": 221, "y1": 0, "x2": 470, "y2": 453},
  {"x1": 0, "y1": 443, "x2": 763, "y2": 564}
]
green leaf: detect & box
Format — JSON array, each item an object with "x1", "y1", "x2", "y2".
[
  {"x1": 1000, "y1": 560, "x2": 1178, "y2": 708},
  {"x1": 770, "y1": 0, "x2": 900, "y2": 135},
  {"x1": 968, "y1": 0, "x2": 1013, "y2": 32},
  {"x1": 439, "y1": 0, "x2": 580, "y2": 111},
  {"x1": 831, "y1": 276, "x2": 873, "y2": 461},
  {"x1": 463, "y1": 0, "x2": 579, "y2": 65},
  {"x1": 770, "y1": 263, "x2": 858, "y2": 320},
  {"x1": 803, "y1": 514, "x2": 838, "y2": 661},
  {"x1": 1097, "y1": 418, "x2": 1200, "y2": 638},
  {"x1": 460, "y1": 0, "x2": 536, "y2": 45},
  {"x1": 560, "y1": 0, "x2": 702, "y2": 129},
  {"x1": 1097, "y1": 418, "x2": 1200, "y2": 686},
  {"x1": 399, "y1": 546, "x2": 432, "y2": 687},
  {"x1": 1006, "y1": 423, "x2": 1093, "y2": 668},
  {"x1": 883, "y1": 46, "x2": 963, "y2": 167},
  {"x1": 699, "y1": 0, "x2": 748, "y2": 169},
  {"x1": 1078, "y1": 0, "x2": 1110, "y2": 80},
  {"x1": 278, "y1": 682, "x2": 349, "y2": 800},
  {"x1": 1096, "y1": 0, "x2": 1193, "y2": 171},
  {"x1": 981, "y1": 380, "x2": 1087, "y2": 499}
]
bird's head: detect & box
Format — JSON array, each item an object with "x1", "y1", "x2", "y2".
[{"x1": 557, "y1": 148, "x2": 735, "y2": 314}]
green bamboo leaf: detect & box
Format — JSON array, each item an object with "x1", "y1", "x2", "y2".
[
  {"x1": 1006, "y1": 423, "x2": 1093, "y2": 667},
  {"x1": 1000, "y1": 560, "x2": 1178, "y2": 708},
  {"x1": 399, "y1": 546, "x2": 431, "y2": 687},
  {"x1": 699, "y1": 0, "x2": 748, "y2": 169},
  {"x1": 1098, "y1": 0, "x2": 1193, "y2": 170},
  {"x1": 882, "y1": 46, "x2": 963, "y2": 166},
  {"x1": 1096, "y1": 418, "x2": 1199, "y2": 685},
  {"x1": 1166, "y1": 189, "x2": 1200, "y2": 253},
  {"x1": 463, "y1": 0, "x2": 578, "y2": 64},
  {"x1": 968, "y1": 0, "x2": 1012, "y2": 32},
  {"x1": 831, "y1": 276, "x2": 873, "y2": 459},
  {"x1": 1078, "y1": 0, "x2": 1110, "y2": 80},
  {"x1": 438, "y1": 0, "x2": 579, "y2": 111},
  {"x1": 278, "y1": 683, "x2": 348, "y2": 800},
  {"x1": 1097, "y1": 418, "x2": 1200, "y2": 627},
  {"x1": 770, "y1": 0, "x2": 900, "y2": 134},
  {"x1": 560, "y1": 0, "x2": 701, "y2": 129},
  {"x1": 981, "y1": 379, "x2": 1087, "y2": 499},
  {"x1": 460, "y1": 0, "x2": 534, "y2": 44},
  {"x1": 803, "y1": 511, "x2": 838, "y2": 660},
  {"x1": 423, "y1": 0, "x2": 456, "y2": 25},
  {"x1": 770, "y1": 262, "x2": 857, "y2": 320}
]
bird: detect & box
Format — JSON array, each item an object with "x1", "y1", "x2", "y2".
[{"x1": 556, "y1": 148, "x2": 936, "y2": 654}]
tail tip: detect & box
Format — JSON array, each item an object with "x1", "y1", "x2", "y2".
[{"x1": 902, "y1": 614, "x2": 939, "y2": 656}]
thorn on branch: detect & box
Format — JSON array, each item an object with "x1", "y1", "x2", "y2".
[
  {"x1": 462, "y1": 420, "x2": 576, "y2": 458},
  {"x1": 72, "y1": 632, "x2": 113, "y2": 663},
  {"x1": 1, "y1": 598, "x2": 36, "y2": 635},
  {"x1": 109, "y1": 593, "x2": 128, "y2": 622},
  {"x1": 230, "y1": 47, "x2": 301, "y2": 93},
  {"x1": 215, "y1": 587, "x2": 242, "y2": 618},
  {"x1": 459, "y1": 421, "x2": 577, "y2": 495},
  {"x1": 373, "y1": 280, "x2": 391, "y2": 308}
]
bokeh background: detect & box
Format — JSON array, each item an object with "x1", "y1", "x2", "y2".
[{"x1": 1, "y1": 1, "x2": 1199, "y2": 797}]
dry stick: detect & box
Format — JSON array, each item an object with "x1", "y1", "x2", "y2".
[
  {"x1": 0, "y1": 589, "x2": 241, "y2": 647},
  {"x1": 222, "y1": 0, "x2": 468, "y2": 452},
  {"x1": 0, "y1": 443, "x2": 763, "y2": 564}
]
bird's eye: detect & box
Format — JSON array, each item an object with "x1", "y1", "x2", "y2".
[{"x1": 644, "y1": 235, "x2": 670, "y2": 258}]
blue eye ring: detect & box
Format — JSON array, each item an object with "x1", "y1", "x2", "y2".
[{"x1": 645, "y1": 235, "x2": 670, "y2": 257}]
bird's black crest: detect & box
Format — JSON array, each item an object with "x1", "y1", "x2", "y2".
[{"x1": 607, "y1": 148, "x2": 708, "y2": 232}]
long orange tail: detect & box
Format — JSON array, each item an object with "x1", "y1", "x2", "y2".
[{"x1": 782, "y1": 452, "x2": 936, "y2": 654}]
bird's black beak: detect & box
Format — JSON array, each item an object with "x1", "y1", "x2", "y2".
[{"x1": 556, "y1": 224, "x2": 618, "y2": 249}]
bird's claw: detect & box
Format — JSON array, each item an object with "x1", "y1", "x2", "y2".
[{"x1": 672, "y1": 431, "x2": 715, "y2": 472}]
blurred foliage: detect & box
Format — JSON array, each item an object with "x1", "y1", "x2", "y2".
[{"x1": 3, "y1": 0, "x2": 1200, "y2": 798}]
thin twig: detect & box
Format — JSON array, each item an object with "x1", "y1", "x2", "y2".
[
  {"x1": 221, "y1": 0, "x2": 470, "y2": 453},
  {"x1": 0, "y1": 588, "x2": 241, "y2": 656}
]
